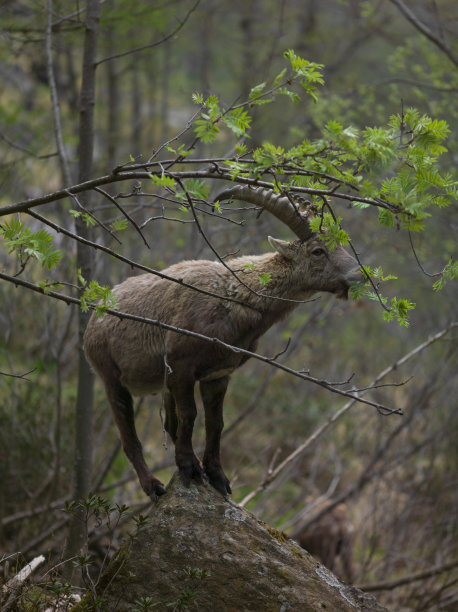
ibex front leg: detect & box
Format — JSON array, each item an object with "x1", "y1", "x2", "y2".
[{"x1": 200, "y1": 376, "x2": 231, "y2": 496}]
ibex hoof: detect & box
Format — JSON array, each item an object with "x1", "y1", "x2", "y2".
[
  {"x1": 206, "y1": 470, "x2": 232, "y2": 497},
  {"x1": 147, "y1": 481, "x2": 167, "y2": 502}
]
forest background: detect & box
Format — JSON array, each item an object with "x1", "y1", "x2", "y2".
[{"x1": 0, "y1": 1, "x2": 457, "y2": 610}]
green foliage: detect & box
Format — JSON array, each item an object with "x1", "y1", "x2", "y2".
[
  {"x1": 130, "y1": 513, "x2": 150, "y2": 537},
  {"x1": 149, "y1": 174, "x2": 176, "y2": 189},
  {"x1": 350, "y1": 266, "x2": 416, "y2": 326},
  {"x1": 223, "y1": 107, "x2": 252, "y2": 138},
  {"x1": 180, "y1": 179, "x2": 210, "y2": 201},
  {"x1": 0, "y1": 218, "x2": 62, "y2": 270},
  {"x1": 248, "y1": 82, "x2": 272, "y2": 106},
  {"x1": 283, "y1": 50, "x2": 324, "y2": 102},
  {"x1": 110, "y1": 217, "x2": 129, "y2": 232},
  {"x1": 78, "y1": 269, "x2": 117, "y2": 316},
  {"x1": 382, "y1": 297, "x2": 416, "y2": 327},
  {"x1": 69, "y1": 209, "x2": 97, "y2": 227},
  {"x1": 253, "y1": 143, "x2": 285, "y2": 170},
  {"x1": 132, "y1": 597, "x2": 161, "y2": 611},
  {"x1": 433, "y1": 259, "x2": 458, "y2": 291},
  {"x1": 309, "y1": 213, "x2": 350, "y2": 250}
]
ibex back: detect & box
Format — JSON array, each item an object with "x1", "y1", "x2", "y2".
[{"x1": 84, "y1": 187, "x2": 363, "y2": 499}]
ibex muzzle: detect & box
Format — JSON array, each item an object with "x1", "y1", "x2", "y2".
[{"x1": 84, "y1": 187, "x2": 363, "y2": 499}]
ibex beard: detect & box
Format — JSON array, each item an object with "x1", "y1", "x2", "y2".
[{"x1": 84, "y1": 188, "x2": 363, "y2": 500}]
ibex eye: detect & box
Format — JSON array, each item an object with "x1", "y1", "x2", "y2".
[{"x1": 312, "y1": 247, "x2": 325, "y2": 256}]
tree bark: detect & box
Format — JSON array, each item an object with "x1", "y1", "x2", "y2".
[{"x1": 65, "y1": 0, "x2": 101, "y2": 567}]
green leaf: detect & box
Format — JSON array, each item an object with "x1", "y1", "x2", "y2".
[
  {"x1": 383, "y1": 297, "x2": 416, "y2": 327},
  {"x1": 192, "y1": 92, "x2": 204, "y2": 105},
  {"x1": 249, "y1": 82, "x2": 267, "y2": 100},
  {"x1": 223, "y1": 107, "x2": 251, "y2": 138},
  {"x1": 310, "y1": 213, "x2": 349, "y2": 250},
  {"x1": 149, "y1": 174, "x2": 176, "y2": 189},
  {"x1": 182, "y1": 178, "x2": 210, "y2": 200},
  {"x1": 80, "y1": 280, "x2": 117, "y2": 317},
  {"x1": 433, "y1": 259, "x2": 458, "y2": 291},
  {"x1": 273, "y1": 67, "x2": 287, "y2": 87},
  {"x1": 111, "y1": 218, "x2": 129, "y2": 231},
  {"x1": 0, "y1": 219, "x2": 62, "y2": 270},
  {"x1": 277, "y1": 87, "x2": 301, "y2": 103},
  {"x1": 194, "y1": 117, "x2": 220, "y2": 143},
  {"x1": 378, "y1": 208, "x2": 395, "y2": 227},
  {"x1": 235, "y1": 142, "x2": 248, "y2": 156}
]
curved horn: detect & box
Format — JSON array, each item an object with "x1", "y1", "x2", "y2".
[{"x1": 215, "y1": 185, "x2": 314, "y2": 241}]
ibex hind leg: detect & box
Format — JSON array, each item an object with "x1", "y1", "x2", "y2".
[
  {"x1": 104, "y1": 375, "x2": 166, "y2": 500},
  {"x1": 200, "y1": 376, "x2": 232, "y2": 496},
  {"x1": 168, "y1": 376, "x2": 205, "y2": 487}
]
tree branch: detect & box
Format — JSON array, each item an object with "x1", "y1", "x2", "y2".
[
  {"x1": 95, "y1": 0, "x2": 201, "y2": 66},
  {"x1": 388, "y1": 0, "x2": 458, "y2": 68},
  {"x1": 239, "y1": 323, "x2": 455, "y2": 508},
  {"x1": 357, "y1": 558, "x2": 458, "y2": 592},
  {"x1": 0, "y1": 167, "x2": 402, "y2": 217},
  {"x1": 0, "y1": 270, "x2": 402, "y2": 416}
]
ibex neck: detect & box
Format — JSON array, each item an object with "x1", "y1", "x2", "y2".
[{"x1": 227, "y1": 252, "x2": 313, "y2": 313}]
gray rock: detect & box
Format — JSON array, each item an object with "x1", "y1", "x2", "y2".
[{"x1": 75, "y1": 473, "x2": 389, "y2": 612}]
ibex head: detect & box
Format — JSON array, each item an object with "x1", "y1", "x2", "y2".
[
  {"x1": 267, "y1": 236, "x2": 362, "y2": 300},
  {"x1": 217, "y1": 186, "x2": 364, "y2": 300}
]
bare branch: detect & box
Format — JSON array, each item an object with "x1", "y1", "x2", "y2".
[
  {"x1": 26, "y1": 209, "x2": 255, "y2": 308},
  {"x1": 0, "y1": 368, "x2": 35, "y2": 381},
  {"x1": 239, "y1": 323, "x2": 456, "y2": 508},
  {"x1": 94, "y1": 186, "x2": 150, "y2": 248},
  {"x1": 388, "y1": 0, "x2": 458, "y2": 68},
  {"x1": 0, "y1": 166, "x2": 401, "y2": 218},
  {"x1": 357, "y1": 558, "x2": 458, "y2": 592},
  {"x1": 95, "y1": 1, "x2": 201, "y2": 66},
  {"x1": 408, "y1": 230, "x2": 442, "y2": 278},
  {"x1": 0, "y1": 130, "x2": 57, "y2": 159}
]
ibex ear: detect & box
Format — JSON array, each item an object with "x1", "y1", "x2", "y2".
[{"x1": 268, "y1": 236, "x2": 295, "y2": 260}]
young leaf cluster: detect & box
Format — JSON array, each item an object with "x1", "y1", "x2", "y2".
[
  {"x1": 0, "y1": 218, "x2": 62, "y2": 270},
  {"x1": 192, "y1": 51, "x2": 324, "y2": 146},
  {"x1": 309, "y1": 213, "x2": 350, "y2": 251},
  {"x1": 78, "y1": 269, "x2": 117, "y2": 316},
  {"x1": 433, "y1": 259, "x2": 458, "y2": 291}
]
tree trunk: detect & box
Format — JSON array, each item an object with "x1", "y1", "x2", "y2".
[{"x1": 65, "y1": 0, "x2": 101, "y2": 567}]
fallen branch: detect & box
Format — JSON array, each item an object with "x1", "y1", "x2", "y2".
[{"x1": 2, "y1": 555, "x2": 45, "y2": 612}]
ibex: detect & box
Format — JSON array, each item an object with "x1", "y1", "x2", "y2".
[{"x1": 84, "y1": 186, "x2": 363, "y2": 500}]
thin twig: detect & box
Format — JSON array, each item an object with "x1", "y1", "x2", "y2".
[
  {"x1": 238, "y1": 323, "x2": 455, "y2": 507},
  {"x1": 408, "y1": 230, "x2": 442, "y2": 278},
  {"x1": 95, "y1": 1, "x2": 201, "y2": 66},
  {"x1": 26, "y1": 209, "x2": 256, "y2": 309},
  {"x1": 0, "y1": 368, "x2": 35, "y2": 381},
  {"x1": 94, "y1": 186, "x2": 150, "y2": 248}
]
